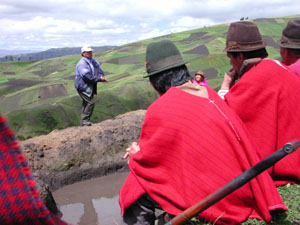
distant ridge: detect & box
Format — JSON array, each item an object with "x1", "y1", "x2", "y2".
[
  {"x1": 0, "y1": 46, "x2": 116, "y2": 61},
  {"x1": 0, "y1": 49, "x2": 39, "y2": 57}
]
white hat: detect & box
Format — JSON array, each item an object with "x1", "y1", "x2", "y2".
[{"x1": 81, "y1": 45, "x2": 93, "y2": 53}]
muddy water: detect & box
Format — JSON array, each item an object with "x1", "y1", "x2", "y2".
[{"x1": 53, "y1": 172, "x2": 129, "y2": 225}]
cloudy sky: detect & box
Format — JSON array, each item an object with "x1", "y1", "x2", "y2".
[{"x1": 0, "y1": 0, "x2": 299, "y2": 52}]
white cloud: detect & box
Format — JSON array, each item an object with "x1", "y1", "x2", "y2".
[
  {"x1": 0, "y1": 0, "x2": 299, "y2": 51},
  {"x1": 138, "y1": 29, "x2": 170, "y2": 42},
  {"x1": 170, "y1": 17, "x2": 215, "y2": 32}
]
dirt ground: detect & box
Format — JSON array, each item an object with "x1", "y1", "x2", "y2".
[
  {"x1": 39, "y1": 84, "x2": 68, "y2": 100},
  {"x1": 262, "y1": 35, "x2": 280, "y2": 49},
  {"x1": 182, "y1": 32, "x2": 208, "y2": 41},
  {"x1": 183, "y1": 45, "x2": 209, "y2": 55},
  {"x1": 2, "y1": 72, "x2": 16, "y2": 75},
  {"x1": 189, "y1": 67, "x2": 218, "y2": 79},
  {"x1": 105, "y1": 53, "x2": 143, "y2": 64},
  {"x1": 5, "y1": 78, "x2": 44, "y2": 89},
  {"x1": 20, "y1": 110, "x2": 146, "y2": 190}
]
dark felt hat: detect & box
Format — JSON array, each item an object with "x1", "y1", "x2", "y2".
[
  {"x1": 225, "y1": 21, "x2": 266, "y2": 52},
  {"x1": 278, "y1": 19, "x2": 300, "y2": 49},
  {"x1": 144, "y1": 40, "x2": 186, "y2": 77}
]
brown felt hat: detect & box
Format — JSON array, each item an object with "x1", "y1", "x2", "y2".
[
  {"x1": 278, "y1": 19, "x2": 300, "y2": 49},
  {"x1": 195, "y1": 70, "x2": 205, "y2": 77},
  {"x1": 225, "y1": 21, "x2": 266, "y2": 52},
  {"x1": 144, "y1": 40, "x2": 186, "y2": 77}
]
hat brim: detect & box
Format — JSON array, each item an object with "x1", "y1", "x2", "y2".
[
  {"x1": 224, "y1": 40, "x2": 267, "y2": 52},
  {"x1": 224, "y1": 44, "x2": 267, "y2": 52},
  {"x1": 143, "y1": 61, "x2": 187, "y2": 78},
  {"x1": 278, "y1": 40, "x2": 300, "y2": 49}
]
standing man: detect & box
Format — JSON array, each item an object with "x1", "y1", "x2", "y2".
[
  {"x1": 278, "y1": 18, "x2": 300, "y2": 76},
  {"x1": 218, "y1": 21, "x2": 300, "y2": 185},
  {"x1": 75, "y1": 45, "x2": 107, "y2": 126}
]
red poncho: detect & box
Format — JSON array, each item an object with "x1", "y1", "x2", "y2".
[
  {"x1": 0, "y1": 116, "x2": 68, "y2": 225},
  {"x1": 225, "y1": 59, "x2": 300, "y2": 185},
  {"x1": 119, "y1": 86, "x2": 286, "y2": 225}
]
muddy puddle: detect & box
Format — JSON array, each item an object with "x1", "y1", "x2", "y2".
[{"x1": 53, "y1": 172, "x2": 129, "y2": 225}]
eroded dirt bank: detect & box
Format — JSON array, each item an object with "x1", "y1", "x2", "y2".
[{"x1": 20, "y1": 110, "x2": 146, "y2": 191}]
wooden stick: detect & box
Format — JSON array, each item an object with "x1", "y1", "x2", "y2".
[{"x1": 166, "y1": 140, "x2": 300, "y2": 225}]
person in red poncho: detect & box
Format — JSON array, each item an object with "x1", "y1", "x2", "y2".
[
  {"x1": 218, "y1": 21, "x2": 300, "y2": 186},
  {"x1": 0, "y1": 115, "x2": 69, "y2": 225},
  {"x1": 278, "y1": 18, "x2": 300, "y2": 76},
  {"x1": 119, "y1": 40, "x2": 286, "y2": 225}
]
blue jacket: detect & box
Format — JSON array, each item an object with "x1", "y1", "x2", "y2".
[{"x1": 75, "y1": 57, "x2": 104, "y2": 97}]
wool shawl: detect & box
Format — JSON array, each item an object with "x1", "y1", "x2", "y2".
[
  {"x1": 225, "y1": 59, "x2": 300, "y2": 185},
  {"x1": 0, "y1": 116, "x2": 68, "y2": 225},
  {"x1": 288, "y1": 58, "x2": 300, "y2": 76},
  {"x1": 119, "y1": 86, "x2": 286, "y2": 225}
]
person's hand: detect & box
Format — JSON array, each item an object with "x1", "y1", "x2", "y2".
[
  {"x1": 123, "y1": 142, "x2": 140, "y2": 162},
  {"x1": 100, "y1": 76, "x2": 108, "y2": 82},
  {"x1": 220, "y1": 68, "x2": 237, "y2": 90}
]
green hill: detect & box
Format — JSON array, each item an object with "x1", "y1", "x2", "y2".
[{"x1": 1, "y1": 14, "x2": 299, "y2": 140}]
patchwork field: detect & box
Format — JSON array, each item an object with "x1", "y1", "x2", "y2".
[{"x1": 1, "y1": 14, "x2": 299, "y2": 139}]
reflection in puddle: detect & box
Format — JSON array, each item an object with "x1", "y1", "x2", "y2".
[
  {"x1": 58, "y1": 196, "x2": 122, "y2": 225},
  {"x1": 59, "y1": 203, "x2": 84, "y2": 225},
  {"x1": 93, "y1": 196, "x2": 122, "y2": 225},
  {"x1": 53, "y1": 172, "x2": 129, "y2": 225}
]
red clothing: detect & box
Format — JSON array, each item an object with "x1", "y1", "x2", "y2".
[
  {"x1": 119, "y1": 86, "x2": 286, "y2": 225},
  {"x1": 288, "y1": 58, "x2": 300, "y2": 76},
  {"x1": 225, "y1": 59, "x2": 300, "y2": 185},
  {"x1": 0, "y1": 116, "x2": 68, "y2": 225}
]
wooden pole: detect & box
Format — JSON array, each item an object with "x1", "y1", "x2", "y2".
[{"x1": 166, "y1": 140, "x2": 300, "y2": 225}]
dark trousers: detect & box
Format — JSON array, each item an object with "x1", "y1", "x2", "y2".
[
  {"x1": 77, "y1": 91, "x2": 95, "y2": 124},
  {"x1": 122, "y1": 193, "x2": 174, "y2": 225}
]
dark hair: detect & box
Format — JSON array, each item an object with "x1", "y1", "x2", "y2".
[
  {"x1": 149, "y1": 65, "x2": 192, "y2": 94},
  {"x1": 228, "y1": 48, "x2": 268, "y2": 59},
  {"x1": 288, "y1": 48, "x2": 300, "y2": 55}
]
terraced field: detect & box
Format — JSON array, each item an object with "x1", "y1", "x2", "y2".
[{"x1": 1, "y1": 14, "x2": 299, "y2": 139}]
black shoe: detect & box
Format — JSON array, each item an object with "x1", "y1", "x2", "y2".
[{"x1": 81, "y1": 121, "x2": 92, "y2": 126}]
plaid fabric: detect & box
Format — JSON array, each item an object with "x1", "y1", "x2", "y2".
[{"x1": 0, "y1": 115, "x2": 68, "y2": 225}]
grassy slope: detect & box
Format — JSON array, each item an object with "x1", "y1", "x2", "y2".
[{"x1": 1, "y1": 15, "x2": 299, "y2": 140}]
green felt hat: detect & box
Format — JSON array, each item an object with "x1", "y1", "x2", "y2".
[{"x1": 144, "y1": 40, "x2": 186, "y2": 77}]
